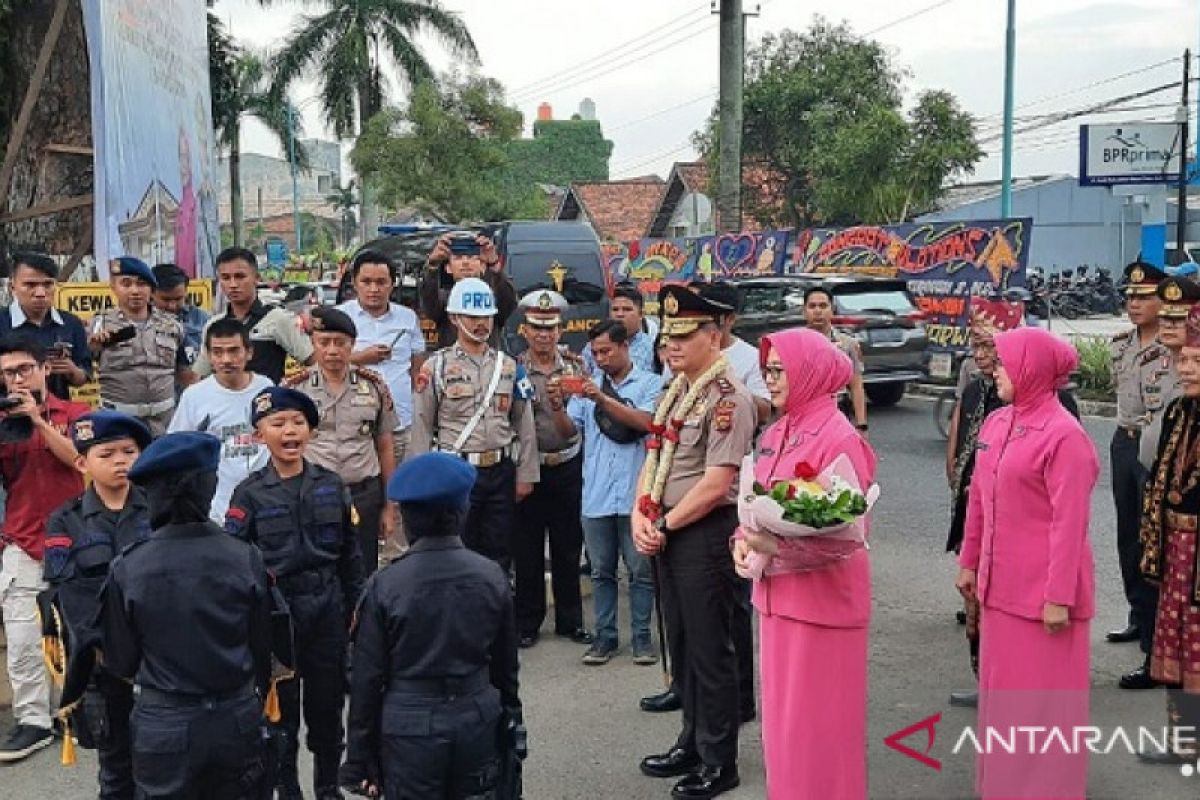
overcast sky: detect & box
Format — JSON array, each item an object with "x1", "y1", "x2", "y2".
[{"x1": 212, "y1": 0, "x2": 1200, "y2": 187}]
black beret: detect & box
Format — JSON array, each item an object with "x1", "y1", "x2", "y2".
[
  {"x1": 71, "y1": 411, "x2": 152, "y2": 453},
  {"x1": 309, "y1": 306, "x2": 357, "y2": 338},
  {"x1": 251, "y1": 386, "x2": 319, "y2": 428},
  {"x1": 128, "y1": 432, "x2": 220, "y2": 483}
]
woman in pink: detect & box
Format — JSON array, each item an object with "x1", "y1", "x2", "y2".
[
  {"x1": 956, "y1": 327, "x2": 1098, "y2": 799},
  {"x1": 733, "y1": 328, "x2": 876, "y2": 799}
]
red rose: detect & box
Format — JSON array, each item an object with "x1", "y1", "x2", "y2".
[
  {"x1": 784, "y1": 483, "x2": 798, "y2": 500},
  {"x1": 794, "y1": 461, "x2": 818, "y2": 480}
]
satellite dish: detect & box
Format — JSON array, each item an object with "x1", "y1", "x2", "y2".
[{"x1": 679, "y1": 192, "x2": 713, "y2": 228}]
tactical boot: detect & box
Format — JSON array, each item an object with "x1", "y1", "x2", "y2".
[
  {"x1": 315, "y1": 752, "x2": 345, "y2": 800},
  {"x1": 276, "y1": 759, "x2": 303, "y2": 800}
]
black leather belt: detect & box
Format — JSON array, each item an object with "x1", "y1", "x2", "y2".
[
  {"x1": 1118, "y1": 426, "x2": 1141, "y2": 440},
  {"x1": 134, "y1": 681, "x2": 257, "y2": 709},
  {"x1": 388, "y1": 668, "x2": 489, "y2": 698}
]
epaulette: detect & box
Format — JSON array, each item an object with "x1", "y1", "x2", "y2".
[
  {"x1": 355, "y1": 367, "x2": 395, "y2": 409},
  {"x1": 1112, "y1": 329, "x2": 1133, "y2": 342},
  {"x1": 716, "y1": 377, "x2": 736, "y2": 396},
  {"x1": 282, "y1": 368, "x2": 311, "y2": 387}
]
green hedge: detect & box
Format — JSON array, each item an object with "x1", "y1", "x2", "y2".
[{"x1": 1074, "y1": 336, "x2": 1115, "y2": 402}]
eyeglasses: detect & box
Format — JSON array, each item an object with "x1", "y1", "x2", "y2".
[
  {"x1": 0, "y1": 363, "x2": 38, "y2": 380},
  {"x1": 762, "y1": 364, "x2": 786, "y2": 380}
]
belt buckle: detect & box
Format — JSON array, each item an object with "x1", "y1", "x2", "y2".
[
  {"x1": 481, "y1": 450, "x2": 499, "y2": 468},
  {"x1": 544, "y1": 452, "x2": 560, "y2": 467}
]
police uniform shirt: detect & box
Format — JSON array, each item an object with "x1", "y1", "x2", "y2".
[
  {"x1": 92, "y1": 308, "x2": 186, "y2": 404},
  {"x1": 410, "y1": 345, "x2": 540, "y2": 484},
  {"x1": 660, "y1": 371, "x2": 757, "y2": 509},
  {"x1": 193, "y1": 300, "x2": 314, "y2": 385},
  {"x1": 832, "y1": 331, "x2": 865, "y2": 375},
  {"x1": 1139, "y1": 360, "x2": 1183, "y2": 470},
  {"x1": 520, "y1": 350, "x2": 582, "y2": 454},
  {"x1": 287, "y1": 367, "x2": 399, "y2": 484},
  {"x1": 44, "y1": 486, "x2": 151, "y2": 646},
  {"x1": 1110, "y1": 330, "x2": 1172, "y2": 428}
]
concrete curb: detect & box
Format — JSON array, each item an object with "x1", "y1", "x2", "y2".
[{"x1": 906, "y1": 383, "x2": 1116, "y2": 419}]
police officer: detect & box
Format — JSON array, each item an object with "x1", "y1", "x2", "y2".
[
  {"x1": 99, "y1": 432, "x2": 275, "y2": 798},
  {"x1": 226, "y1": 387, "x2": 365, "y2": 800},
  {"x1": 1110, "y1": 260, "x2": 1174, "y2": 692},
  {"x1": 341, "y1": 452, "x2": 523, "y2": 799},
  {"x1": 419, "y1": 231, "x2": 517, "y2": 350},
  {"x1": 513, "y1": 289, "x2": 591, "y2": 648},
  {"x1": 151, "y1": 262, "x2": 209, "y2": 392},
  {"x1": 632, "y1": 285, "x2": 756, "y2": 800},
  {"x1": 43, "y1": 411, "x2": 152, "y2": 799},
  {"x1": 88, "y1": 257, "x2": 189, "y2": 436},
  {"x1": 285, "y1": 306, "x2": 398, "y2": 571},
  {"x1": 410, "y1": 278, "x2": 539, "y2": 572},
  {"x1": 193, "y1": 247, "x2": 314, "y2": 385}
]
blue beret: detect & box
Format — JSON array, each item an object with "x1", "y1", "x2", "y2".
[
  {"x1": 251, "y1": 386, "x2": 319, "y2": 428},
  {"x1": 72, "y1": 410, "x2": 151, "y2": 453},
  {"x1": 128, "y1": 431, "x2": 220, "y2": 483},
  {"x1": 111, "y1": 256, "x2": 157, "y2": 288},
  {"x1": 388, "y1": 453, "x2": 477, "y2": 509}
]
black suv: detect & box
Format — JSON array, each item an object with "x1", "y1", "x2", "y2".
[{"x1": 732, "y1": 274, "x2": 929, "y2": 406}]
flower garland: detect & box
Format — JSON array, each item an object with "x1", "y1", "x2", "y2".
[{"x1": 637, "y1": 356, "x2": 729, "y2": 520}]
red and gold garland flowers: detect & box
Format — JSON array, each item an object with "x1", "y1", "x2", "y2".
[{"x1": 637, "y1": 356, "x2": 729, "y2": 521}]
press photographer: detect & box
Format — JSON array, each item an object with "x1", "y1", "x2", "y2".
[{"x1": 0, "y1": 334, "x2": 88, "y2": 762}]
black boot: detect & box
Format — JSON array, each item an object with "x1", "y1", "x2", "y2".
[
  {"x1": 315, "y1": 751, "x2": 345, "y2": 800},
  {"x1": 275, "y1": 732, "x2": 303, "y2": 800}
]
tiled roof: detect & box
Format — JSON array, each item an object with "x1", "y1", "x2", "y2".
[
  {"x1": 677, "y1": 161, "x2": 710, "y2": 194},
  {"x1": 558, "y1": 178, "x2": 665, "y2": 242}
]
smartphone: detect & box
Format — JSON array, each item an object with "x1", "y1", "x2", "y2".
[
  {"x1": 389, "y1": 328, "x2": 407, "y2": 348},
  {"x1": 103, "y1": 326, "x2": 137, "y2": 348},
  {"x1": 559, "y1": 375, "x2": 586, "y2": 395},
  {"x1": 447, "y1": 232, "x2": 482, "y2": 256},
  {"x1": 50, "y1": 341, "x2": 72, "y2": 359}
]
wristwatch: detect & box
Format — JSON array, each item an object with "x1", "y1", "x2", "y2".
[{"x1": 855, "y1": 422, "x2": 869, "y2": 432}]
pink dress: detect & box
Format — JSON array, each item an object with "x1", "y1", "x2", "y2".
[
  {"x1": 959, "y1": 328, "x2": 1098, "y2": 799},
  {"x1": 750, "y1": 327, "x2": 876, "y2": 800}
]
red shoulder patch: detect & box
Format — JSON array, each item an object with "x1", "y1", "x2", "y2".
[{"x1": 44, "y1": 536, "x2": 72, "y2": 550}]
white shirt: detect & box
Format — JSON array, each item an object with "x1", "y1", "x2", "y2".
[
  {"x1": 660, "y1": 336, "x2": 769, "y2": 400},
  {"x1": 168, "y1": 373, "x2": 273, "y2": 523},
  {"x1": 338, "y1": 300, "x2": 425, "y2": 429}
]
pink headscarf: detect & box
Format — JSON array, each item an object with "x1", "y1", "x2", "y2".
[
  {"x1": 759, "y1": 327, "x2": 853, "y2": 421},
  {"x1": 993, "y1": 327, "x2": 1077, "y2": 412}
]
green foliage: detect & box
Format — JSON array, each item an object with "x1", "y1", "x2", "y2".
[
  {"x1": 694, "y1": 17, "x2": 982, "y2": 228},
  {"x1": 351, "y1": 75, "x2": 544, "y2": 223},
  {"x1": 1075, "y1": 337, "x2": 1115, "y2": 401},
  {"x1": 753, "y1": 480, "x2": 868, "y2": 528},
  {"x1": 269, "y1": 0, "x2": 478, "y2": 137},
  {"x1": 507, "y1": 120, "x2": 613, "y2": 187}
]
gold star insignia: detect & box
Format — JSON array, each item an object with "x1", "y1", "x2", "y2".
[
  {"x1": 546, "y1": 261, "x2": 567, "y2": 293},
  {"x1": 1166, "y1": 283, "x2": 1183, "y2": 301},
  {"x1": 664, "y1": 294, "x2": 680, "y2": 315},
  {"x1": 1131, "y1": 267, "x2": 1145, "y2": 283}
]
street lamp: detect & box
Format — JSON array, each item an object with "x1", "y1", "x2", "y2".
[{"x1": 1000, "y1": 0, "x2": 1016, "y2": 218}]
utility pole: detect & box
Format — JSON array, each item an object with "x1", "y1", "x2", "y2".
[
  {"x1": 1177, "y1": 48, "x2": 1191, "y2": 256},
  {"x1": 715, "y1": 0, "x2": 745, "y2": 233},
  {"x1": 1000, "y1": 0, "x2": 1016, "y2": 217},
  {"x1": 288, "y1": 104, "x2": 301, "y2": 253}
]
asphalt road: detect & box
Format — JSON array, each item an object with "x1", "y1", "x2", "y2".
[{"x1": 3, "y1": 396, "x2": 1196, "y2": 799}]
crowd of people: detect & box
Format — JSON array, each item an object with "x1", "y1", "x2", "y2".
[{"x1": 3, "y1": 235, "x2": 1200, "y2": 799}]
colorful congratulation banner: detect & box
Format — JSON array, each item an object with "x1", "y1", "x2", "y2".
[{"x1": 790, "y1": 220, "x2": 1032, "y2": 352}]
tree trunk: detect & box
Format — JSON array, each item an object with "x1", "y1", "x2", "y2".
[
  {"x1": 1, "y1": 0, "x2": 93, "y2": 261},
  {"x1": 230, "y1": 132, "x2": 242, "y2": 246}
]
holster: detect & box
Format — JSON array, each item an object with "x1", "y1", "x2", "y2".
[{"x1": 495, "y1": 710, "x2": 526, "y2": 800}]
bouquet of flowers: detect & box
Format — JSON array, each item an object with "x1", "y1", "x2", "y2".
[{"x1": 736, "y1": 454, "x2": 880, "y2": 579}]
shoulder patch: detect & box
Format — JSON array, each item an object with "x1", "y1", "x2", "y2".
[
  {"x1": 357, "y1": 368, "x2": 395, "y2": 409},
  {"x1": 224, "y1": 506, "x2": 248, "y2": 536},
  {"x1": 514, "y1": 363, "x2": 535, "y2": 401},
  {"x1": 282, "y1": 368, "x2": 311, "y2": 387},
  {"x1": 713, "y1": 398, "x2": 737, "y2": 432}
]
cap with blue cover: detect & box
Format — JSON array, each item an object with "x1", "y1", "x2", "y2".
[
  {"x1": 72, "y1": 410, "x2": 152, "y2": 453},
  {"x1": 111, "y1": 256, "x2": 158, "y2": 288},
  {"x1": 387, "y1": 452, "x2": 477, "y2": 509},
  {"x1": 447, "y1": 278, "x2": 497, "y2": 317},
  {"x1": 128, "y1": 431, "x2": 221, "y2": 483},
  {"x1": 251, "y1": 386, "x2": 319, "y2": 428}
]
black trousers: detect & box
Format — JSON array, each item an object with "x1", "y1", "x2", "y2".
[
  {"x1": 513, "y1": 455, "x2": 584, "y2": 637},
  {"x1": 1111, "y1": 430, "x2": 1159, "y2": 652},
  {"x1": 351, "y1": 476, "x2": 385, "y2": 574},
  {"x1": 129, "y1": 690, "x2": 265, "y2": 800},
  {"x1": 277, "y1": 582, "x2": 348, "y2": 793},
  {"x1": 659, "y1": 506, "x2": 740, "y2": 767},
  {"x1": 464, "y1": 458, "x2": 517, "y2": 573},
  {"x1": 94, "y1": 670, "x2": 135, "y2": 800},
  {"x1": 380, "y1": 686, "x2": 503, "y2": 800}
]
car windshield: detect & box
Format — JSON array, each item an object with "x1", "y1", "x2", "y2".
[
  {"x1": 740, "y1": 285, "x2": 801, "y2": 314},
  {"x1": 835, "y1": 290, "x2": 915, "y2": 315},
  {"x1": 506, "y1": 249, "x2": 606, "y2": 304}
]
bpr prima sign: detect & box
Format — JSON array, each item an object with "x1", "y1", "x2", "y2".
[{"x1": 1079, "y1": 122, "x2": 1183, "y2": 186}]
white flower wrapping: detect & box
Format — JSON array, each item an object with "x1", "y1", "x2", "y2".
[{"x1": 735, "y1": 453, "x2": 880, "y2": 579}]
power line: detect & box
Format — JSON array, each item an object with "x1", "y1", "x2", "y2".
[
  {"x1": 862, "y1": 0, "x2": 962, "y2": 36},
  {"x1": 611, "y1": 142, "x2": 697, "y2": 179},
  {"x1": 606, "y1": 90, "x2": 718, "y2": 133}
]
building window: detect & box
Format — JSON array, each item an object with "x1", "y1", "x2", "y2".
[{"x1": 317, "y1": 174, "x2": 333, "y2": 193}]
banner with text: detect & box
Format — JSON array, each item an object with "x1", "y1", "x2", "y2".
[
  {"x1": 790, "y1": 220, "x2": 1032, "y2": 352},
  {"x1": 84, "y1": 0, "x2": 221, "y2": 279},
  {"x1": 604, "y1": 231, "x2": 791, "y2": 315}
]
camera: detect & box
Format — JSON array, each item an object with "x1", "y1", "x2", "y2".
[
  {"x1": 0, "y1": 390, "x2": 39, "y2": 443},
  {"x1": 447, "y1": 232, "x2": 482, "y2": 257}
]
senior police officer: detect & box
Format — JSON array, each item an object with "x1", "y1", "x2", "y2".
[
  {"x1": 99, "y1": 432, "x2": 276, "y2": 798},
  {"x1": 632, "y1": 285, "x2": 756, "y2": 800},
  {"x1": 410, "y1": 278, "x2": 538, "y2": 572},
  {"x1": 42, "y1": 411, "x2": 152, "y2": 798},
  {"x1": 341, "y1": 452, "x2": 524, "y2": 799},
  {"x1": 1110, "y1": 260, "x2": 1174, "y2": 692},
  {"x1": 285, "y1": 306, "x2": 398, "y2": 571},
  {"x1": 193, "y1": 247, "x2": 313, "y2": 385},
  {"x1": 513, "y1": 289, "x2": 591, "y2": 649},
  {"x1": 226, "y1": 386, "x2": 364, "y2": 800},
  {"x1": 88, "y1": 257, "x2": 189, "y2": 436}
]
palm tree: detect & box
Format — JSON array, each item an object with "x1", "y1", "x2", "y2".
[
  {"x1": 210, "y1": 18, "x2": 309, "y2": 246},
  {"x1": 269, "y1": 0, "x2": 478, "y2": 138},
  {"x1": 325, "y1": 180, "x2": 359, "y2": 247}
]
